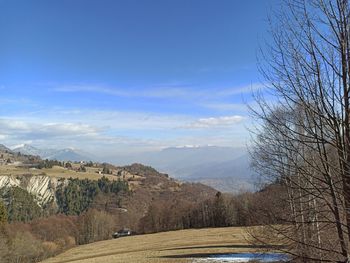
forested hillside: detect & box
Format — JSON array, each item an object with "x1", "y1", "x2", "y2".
[{"x1": 0, "y1": 144, "x2": 275, "y2": 263}]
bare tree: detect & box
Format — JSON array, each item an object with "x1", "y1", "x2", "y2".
[
  {"x1": 77, "y1": 209, "x2": 115, "y2": 245},
  {"x1": 251, "y1": 0, "x2": 350, "y2": 262}
]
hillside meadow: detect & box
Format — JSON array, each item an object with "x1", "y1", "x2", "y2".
[
  {"x1": 41, "y1": 227, "x2": 258, "y2": 263},
  {"x1": 0, "y1": 165, "x2": 116, "y2": 181}
]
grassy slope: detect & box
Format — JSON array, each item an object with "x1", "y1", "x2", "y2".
[
  {"x1": 42, "y1": 227, "x2": 255, "y2": 263},
  {"x1": 0, "y1": 165, "x2": 117, "y2": 180},
  {"x1": 0, "y1": 165, "x2": 144, "y2": 190}
]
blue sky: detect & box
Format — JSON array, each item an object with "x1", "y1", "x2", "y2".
[{"x1": 0, "y1": 0, "x2": 278, "y2": 155}]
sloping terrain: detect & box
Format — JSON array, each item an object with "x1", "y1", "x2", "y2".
[
  {"x1": 41, "y1": 227, "x2": 253, "y2": 263},
  {"x1": 0, "y1": 144, "x2": 218, "y2": 231}
]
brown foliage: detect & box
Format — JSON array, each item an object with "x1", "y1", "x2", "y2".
[
  {"x1": 30, "y1": 215, "x2": 77, "y2": 243},
  {"x1": 77, "y1": 209, "x2": 115, "y2": 244},
  {"x1": 138, "y1": 190, "x2": 269, "y2": 234}
]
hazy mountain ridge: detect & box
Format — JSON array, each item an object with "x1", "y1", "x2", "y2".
[
  {"x1": 0, "y1": 144, "x2": 13, "y2": 153},
  {"x1": 12, "y1": 144, "x2": 93, "y2": 162},
  {"x1": 107, "y1": 146, "x2": 254, "y2": 192}
]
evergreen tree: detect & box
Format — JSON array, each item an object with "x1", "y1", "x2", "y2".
[
  {"x1": 4, "y1": 187, "x2": 42, "y2": 222},
  {"x1": 56, "y1": 177, "x2": 129, "y2": 215},
  {"x1": 0, "y1": 200, "x2": 7, "y2": 224}
]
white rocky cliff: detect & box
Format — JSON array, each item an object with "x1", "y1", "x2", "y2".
[{"x1": 0, "y1": 175, "x2": 67, "y2": 207}]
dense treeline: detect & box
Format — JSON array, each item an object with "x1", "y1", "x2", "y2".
[
  {"x1": 0, "y1": 177, "x2": 129, "y2": 223},
  {"x1": 138, "y1": 188, "x2": 283, "y2": 234},
  {"x1": 138, "y1": 192, "x2": 232, "y2": 233},
  {"x1": 37, "y1": 159, "x2": 64, "y2": 169},
  {"x1": 0, "y1": 200, "x2": 7, "y2": 223},
  {"x1": 1, "y1": 187, "x2": 43, "y2": 222},
  {"x1": 56, "y1": 177, "x2": 129, "y2": 215}
]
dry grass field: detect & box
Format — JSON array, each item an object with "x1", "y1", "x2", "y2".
[
  {"x1": 42, "y1": 227, "x2": 259, "y2": 263},
  {"x1": 0, "y1": 165, "x2": 116, "y2": 181},
  {"x1": 0, "y1": 164, "x2": 144, "y2": 189}
]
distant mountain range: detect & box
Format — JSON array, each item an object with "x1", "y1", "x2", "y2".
[
  {"x1": 106, "y1": 146, "x2": 255, "y2": 193},
  {"x1": 12, "y1": 144, "x2": 93, "y2": 162},
  {"x1": 0, "y1": 144, "x2": 13, "y2": 153},
  {"x1": 9, "y1": 144, "x2": 254, "y2": 192}
]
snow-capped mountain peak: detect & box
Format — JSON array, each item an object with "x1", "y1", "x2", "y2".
[{"x1": 12, "y1": 144, "x2": 92, "y2": 161}]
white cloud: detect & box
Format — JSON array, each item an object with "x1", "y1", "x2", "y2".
[
  {"x1": 0, "y1": 109, "x2": 249, "y2": 155},
  {"x1": 0, "y1": 80, "x2": 258, "y2": 156},
  {"x1": 0, "y1": 118, "x2": 100, "y2": 139},
  {"x1": 0, "y1": 134, "x2": 8, "y2": 140},
  {"x1": 183, "y1": 115, "x2": 245, "y2": 129},
  {"x1": 45, "y1": 109, "x2": 247, "y2": 132}
]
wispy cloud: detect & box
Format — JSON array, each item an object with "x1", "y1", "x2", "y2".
[
  {"x1": 0, "y1": 77, "x2": 254, "y2": 153},
  {"x1": 201, "y1": 100, "x2": 262, "y2": 112},
  {"x1": 40, "y1": 109, "x2": 190, "y2": 131},
  {"x1": 52, "y1": 82, "x2": 263, "y2": 100},
  {"x1": 40, "y1": 109, "x2": 247, "y2": 131},
  {"x1": 216, "y1": 83, "x2": 265, "y2": 96},
  {"x1": 55, "y1": 85, "x2": 130, "y2": 96},
  {"x1": 0, "y1": 110, "x2": 250, "y2": 155},
  {"x1": 183, "y1": 115, "x2": 245, "y2": 129},
  {"x1": 0, "y1": 98, "x2": 37, "y2": 107},
  {"x1": 53, "y1": 84, "x2": 193, "y2": 99}
]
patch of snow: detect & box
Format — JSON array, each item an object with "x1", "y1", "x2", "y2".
[{"x1": 192, "y1": 253, "x2": 290, "y2": 263}]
